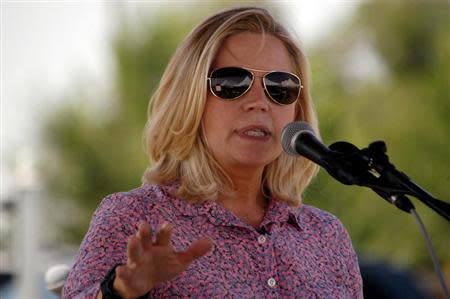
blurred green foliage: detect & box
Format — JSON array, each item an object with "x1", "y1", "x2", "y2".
[
  {"x1": 43, "y1": 7, "x2": 210, "y2": 240},
  {"x1": 305, "y1": 0, "x2": 450, "y2": 271},
  {"x1": 43, "y1": 0, "x2": 449, "y2": 272}
]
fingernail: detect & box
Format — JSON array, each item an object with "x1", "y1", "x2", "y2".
[{"x1": 160, "y1": 221, "x2": 169, "y2": 230}]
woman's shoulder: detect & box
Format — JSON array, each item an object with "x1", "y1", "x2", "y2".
[
  {"x1": 298, "y1": 204, "x2": 350, "y2": 237},
  {"x1": 105, "y1": 183, "x2": 177, "y2": 203},
  {"x1": 299, "y1": 204, "x2": 340, "y2": 222},
  {"x1": 95, "y1": 183, "x2": 179, "y2": 218}
]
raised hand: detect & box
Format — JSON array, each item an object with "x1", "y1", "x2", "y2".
[{"x1": 112, "y1": 222, "x2": 213, "y2": 299}]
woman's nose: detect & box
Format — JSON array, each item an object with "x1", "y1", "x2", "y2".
[{"x1": 242, "y1": 78, "x2": 270, "y2": 112}]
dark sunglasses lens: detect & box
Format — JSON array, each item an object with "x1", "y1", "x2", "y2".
[
  {"x1": 264, "y1": 72, "x2": 300, "y2": 104},
  {"x1": 210, "y1": 67, "x2": 252, "y2": 99}
]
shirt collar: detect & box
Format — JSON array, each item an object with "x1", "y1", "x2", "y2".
[
  {"x1": 160, "y1": 184, "x2": 303, "y2": 230},
  {"x1": 262, "y1": 197, "x2": 303, "y2": 230}
]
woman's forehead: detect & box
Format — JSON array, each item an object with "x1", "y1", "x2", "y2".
[{"x1": 212, "y1": 32, "x2": 294, "y2": 72}]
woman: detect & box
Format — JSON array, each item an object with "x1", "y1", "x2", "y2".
[{"x1": 63, "y1": 6, "x2": 363, "y2": 299}]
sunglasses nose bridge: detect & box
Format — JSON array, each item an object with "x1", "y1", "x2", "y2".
[
  {"x1": 247, "y1": 73, "x2": 266, "y2": 95},
  {"x1": 242, "y1": 76, "x2": 272, "y2": 110},
  {"x1": 252, "y1": 75, "x2": 265, "y2": 91},
  {"x1": 256, "y1": 74, "x2": 277, "y2": 104}
]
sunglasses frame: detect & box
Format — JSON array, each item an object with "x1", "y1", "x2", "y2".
[{"x1": 207, "y1": 66, "x2": 303, "y2": 106}]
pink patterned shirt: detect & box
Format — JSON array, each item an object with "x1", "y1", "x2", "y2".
[{"x1": 63, "y1": 184, "x2": 363, "y2": 298}]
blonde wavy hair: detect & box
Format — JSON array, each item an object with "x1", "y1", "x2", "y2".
[{"x1": 143, "y1": 6, "x2": 320, "y2": 206}]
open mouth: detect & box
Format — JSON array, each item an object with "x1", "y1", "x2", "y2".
[
  {"x1": 238, "y1": 125, "x2": 272, "y2": 139},
  {"x1": 243, "y1": 128, "x2": 269, "y2": 137}
]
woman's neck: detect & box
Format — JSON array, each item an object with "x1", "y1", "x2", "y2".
[{"x1": 216, "y1": 169, "x2": 269, "y2": 229}]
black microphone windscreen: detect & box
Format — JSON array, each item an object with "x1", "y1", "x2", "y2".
[{"x1": 281, "y1": 121, "x2": 315, "y2": 155}]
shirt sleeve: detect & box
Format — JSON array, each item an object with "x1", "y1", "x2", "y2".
[
  {"x1": 62, "y1": 192, "x2": 146, "y2": 299},
  {"x1": 332, "y1": 218, "x2": 364, "y2": 299}
]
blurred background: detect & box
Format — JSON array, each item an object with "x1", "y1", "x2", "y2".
[{"x1": 1, "y1": 0, "x2": 449, "y2": 298}]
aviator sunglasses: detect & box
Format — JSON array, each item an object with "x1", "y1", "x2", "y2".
[{"x1": 207, "y1": 66, "x2": 302, "y2": 105}]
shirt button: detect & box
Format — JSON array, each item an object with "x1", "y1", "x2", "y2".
[
  {"x1": 267, "y1": 277, "x2": 276, "y2": 287},
  {"x1": 257, "y1": 235, "x2": 267, "y2": 244}
]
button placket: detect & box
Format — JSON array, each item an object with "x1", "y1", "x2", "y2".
[
  {"x1": 267, "y1": 277, "x2": 276, "y2": 287},
  {"x1": 257, "y1": 235, "x2": 267, "y2": 244}
]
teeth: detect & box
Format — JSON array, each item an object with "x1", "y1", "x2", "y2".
[{"x1": 244, "y1": 130, "x2": 266, "y2": 137}]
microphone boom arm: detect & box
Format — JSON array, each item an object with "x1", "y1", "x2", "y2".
[{"x1": 328, "y1": 140, "x2": 450, "y2": 221}]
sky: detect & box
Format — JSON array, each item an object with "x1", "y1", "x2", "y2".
[{"x1": 1, "y1": 1, "x2": 359, "y2": 197}]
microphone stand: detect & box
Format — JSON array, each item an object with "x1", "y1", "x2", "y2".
[
  {"x1": 327, "y1": 140, "x2": 450, "y2": 220},
  {"x1": 325, "y1": 140, "x2": 450, "y2": 298}
]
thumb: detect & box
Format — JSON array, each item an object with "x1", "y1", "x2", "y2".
[{"x1": 177, "y1": 237, "x2": 214, "y2": 266}]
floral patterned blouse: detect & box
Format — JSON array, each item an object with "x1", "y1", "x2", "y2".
[{"x1": 63, "y1": 183, "x2": 363, "y2": 298}]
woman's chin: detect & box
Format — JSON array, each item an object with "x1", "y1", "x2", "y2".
[{"x1": 231, "y1": 154, "x2": 275, "y2": 170}]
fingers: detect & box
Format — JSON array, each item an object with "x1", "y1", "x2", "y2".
[
  {"x1": 127, "y1": 235, "x2": 142, "y2": 265},
  {"x1": 128, "y1": 222, "x2": 153, "y2": 264},
  {"x1": 136, "y1": 222, "x2": 152, "y2": 250},
  {"x1": 128, "y1": 222, "x2": 171, "y2": 264},
  {"x1": 128, "y1": 222, "x2": 212, "y2": 268},
  {"x1": 177, "y1": 237, "x2": 214, "y2": 266},
  {"x1": 154, "y1": 222, "x2": 173, "y2": 246}
]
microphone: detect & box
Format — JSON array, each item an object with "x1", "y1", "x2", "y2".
[
  {"x1": 281, "y1": 121, "x2": 359, "y2": 185},
  {"x1": 281, "y1": 121, "x2": 333, "y2": 168}
]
